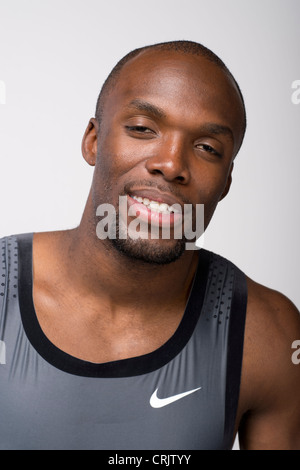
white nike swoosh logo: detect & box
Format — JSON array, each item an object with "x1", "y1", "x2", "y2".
[{"x1": 150, "y1": 387, "x2": 202, "y2": 408}]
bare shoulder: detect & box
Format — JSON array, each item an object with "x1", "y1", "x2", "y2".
[
  {"x1": 237, "y1": 276, "x2": 300, "y2": 449},
  {"x1": 244, "y1": 277, "x2": 300, "y2": 372},
  {"x1": 242, "y1": 276, "x2": 300, "y2": 402},
  {"x1": 245, "y1": 276, "x2": 300, "y2": 345}
]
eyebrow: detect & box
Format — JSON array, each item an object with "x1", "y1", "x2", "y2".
[
  {"x1": 198, "y1": 123, "x2": 234, "y2": 142},
  {"x1": 126, "y1": 99, "x2": 166, "y2": 119},
  {"x1": 126, "y1": 99, "x2": 234, "y2": 142}
]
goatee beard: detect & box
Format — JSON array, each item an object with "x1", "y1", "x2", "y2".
[
  {"x1": 110, "y1": 212, "x2": 186, "y2": 265},
  {"x1": 110, "y1": 235, "x2": 186, "y2": 265}
]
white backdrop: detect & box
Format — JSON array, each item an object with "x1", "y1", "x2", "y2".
[{"x1": 0, "y1": 0, "x2": 299, "y2": 450}]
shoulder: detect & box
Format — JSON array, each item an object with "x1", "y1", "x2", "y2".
[
  {"x1": 235, "y1": 276, "x2": 300, "y2": 448},
  {"x1": 246, "y1": 276, "x2": 300, "y2": 339},
  {"x1": 244, "y1": 277, "x2": 300, "y2": 368},
  {"x1": 239, "y1": 275, "x2": 300, "y2": 419}
]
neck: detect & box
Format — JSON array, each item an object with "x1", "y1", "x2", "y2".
[{"x1": 59, "y1": 208, "x2": 199, "y2": 310}]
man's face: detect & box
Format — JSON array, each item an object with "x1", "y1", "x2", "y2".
[{"x1": 87, "y1": 50, "x2": 244, "y2": 264}]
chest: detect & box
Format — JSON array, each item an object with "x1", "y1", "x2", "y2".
[
  {"x1": 32, "y1": 284, "x2": 185, "y2": 363},
  {"x1": 0, "y1": 317, "x2": 229, "y2": 450}
]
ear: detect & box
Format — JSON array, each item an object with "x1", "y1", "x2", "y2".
[
  {"x1": 219, "y1": 162, "x2": 234, "y2": 201},
  {"x1": 81, "y1": 118, "x2": 99, "y2": 166}
]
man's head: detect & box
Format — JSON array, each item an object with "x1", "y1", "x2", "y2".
[
  {"x1": 82, "y1": 40, "x2": 247, "y2": 264},
  {"x1": 95, "y1": 40, "x2": 247, "y2": 149}
]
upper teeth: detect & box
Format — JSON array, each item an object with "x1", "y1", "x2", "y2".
[{"x1": 131, "y1": 196, "x2": 180, "y2": 214}]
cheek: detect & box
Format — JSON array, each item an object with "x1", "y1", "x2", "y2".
[
  {"x1": 97, "y1": 133, "x2": 144, "y2": 179},
  {"x1": 194, "y1": 174, "x2": 229, "y2": 225},
  {"x1": 196, "y1": 171, "x2": 228, "y2": 201},
  {"x1": 203, "y1": 198, "x2": 220, "y2": 226},
  {"x1": 91, "y1": 134, "x2": 141, "y2": 206}
]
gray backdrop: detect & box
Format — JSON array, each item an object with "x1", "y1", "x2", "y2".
[{"x1": 0, "y1": 0, "x2": 299, "y2": 450}]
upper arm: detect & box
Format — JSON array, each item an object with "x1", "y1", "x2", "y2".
[{"x1": 238, "y1": 279, "x2": 300, "y2": 450}]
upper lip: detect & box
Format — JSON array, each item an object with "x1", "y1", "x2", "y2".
[{"x1": 128, "y1": 188, "x2": 184, "y2": 209}]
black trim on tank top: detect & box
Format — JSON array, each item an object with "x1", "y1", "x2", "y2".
[
  {"x1": 17, "y1": 233, "x2": 211, "y2": 378},
  {"x1": 223, "y1": 265, "x2": 248, "y2": 448}
]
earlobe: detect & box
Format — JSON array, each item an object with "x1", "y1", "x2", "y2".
[
  {"x1": 219, "y1": 162, "x2": 234, "y2": 201},
  {"x1": 81, "y1": 118, "x2": 99, "y2": 166}
]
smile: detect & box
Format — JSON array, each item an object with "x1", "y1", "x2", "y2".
[
  {"x1": 126, "y1": 194, "x2": 183, "y2": 230},
  {"x1": 130, "y1": 195, "x2": 181, "y2": 214}
]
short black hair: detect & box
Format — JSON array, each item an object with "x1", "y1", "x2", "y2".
[{"x1": 95, "y1": 40, "x2": 247, "y2": 151}]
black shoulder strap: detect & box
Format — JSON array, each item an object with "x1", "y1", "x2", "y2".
[{"x1": 224, "y1": 265, "x2": 248, "y2": 447}]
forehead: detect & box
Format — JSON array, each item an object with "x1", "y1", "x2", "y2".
[{"x1": 103, "y1": 49, "x2": 244, "y2": 145}]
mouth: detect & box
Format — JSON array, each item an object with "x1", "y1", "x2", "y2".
[
  {"x1": 126, "y1": 189, "x2": 184, "y2": 230},
  {"x1": 130, "y1": 195, "x2": 181, "y2": 214},
  {"x1": 128, "y1": 187, "x2": 183, "y2": 211}
]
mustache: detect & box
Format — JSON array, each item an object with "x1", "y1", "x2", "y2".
[{"x1": 122, "y1": 180, "x2": 193, "y2": 205}]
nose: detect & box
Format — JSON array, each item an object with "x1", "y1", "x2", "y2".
[{"x1": 145, "y1": 134, "x2": 191, "y2": 184}]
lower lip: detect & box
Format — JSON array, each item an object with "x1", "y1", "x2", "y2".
[{"x1": 127, "y1": 195, "x2": 182, "y2": 228}]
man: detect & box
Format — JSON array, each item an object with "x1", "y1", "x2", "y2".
[{"x1": 0, "y1": 40, "x2": 299, "y2": 450}]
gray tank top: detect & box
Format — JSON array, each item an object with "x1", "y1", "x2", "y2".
[{"x1": 0, "y1": 233, "x2": 247, "y2": 450}]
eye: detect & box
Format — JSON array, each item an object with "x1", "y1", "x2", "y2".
[
  {"x1": 196, "y1": 143, "x2": 222, "y2": 157},
  {"x1": 125, "y1": 125, "x2": 154, "y2": 134}
]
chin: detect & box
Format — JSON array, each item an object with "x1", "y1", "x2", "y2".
[{"x1": 110, "y1": 237, "x2": 186, "y2": 265}]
